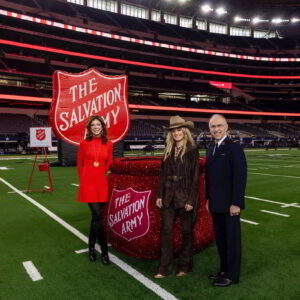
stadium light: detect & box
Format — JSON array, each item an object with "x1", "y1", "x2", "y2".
[
  {"x1": 234, "y1": 16, "x2": 242, "y2": 22},
  {"x1": 215, "y1": 7, "x2": 227, "y2": 16},
  {"x1": 271, "y1": 18, "x2": 289, "y2": 24},
  {"x1": 201, "y1": 4, "x2": 213, "y2": 13},
  {"x1": 291, "y1": 18, "x2": 300, "y2": 23},
  {"x1": 252, "y1": 17, "x2": 261, "y2": 24},
  {"x1": 234, "y1": 16, "x2": 250, "y2": 23},
  {"x1": 252, "y1": 17, "x2": 269, "y2": 24}
]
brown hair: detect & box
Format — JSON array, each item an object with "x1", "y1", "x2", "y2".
[{"x1": 85, "y1": 115, "x2": 108, "y2": 143}]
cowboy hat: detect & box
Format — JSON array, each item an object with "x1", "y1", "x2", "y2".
[{"x1": 167, "y1": 115, "x2": 194, "y2": 130}]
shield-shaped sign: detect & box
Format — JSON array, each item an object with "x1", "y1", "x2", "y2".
[
  {"x1": 36, "y1": 129, "x2": 46, "y2": 141},
  {"x1": 50, "y1": 68, "x2": 129, "y2": 145},
  {"x1": 107, "y1": 187, "x2": 151, "y2": 242}
]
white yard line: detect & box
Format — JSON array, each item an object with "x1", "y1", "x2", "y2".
[
  {"x1": 248, "y1": 163, "x2": 300, "y2": 169},
  {"x1": 0, "y1": 176, "x2": 178, "y2": 300},
  {"x1": 8, "y1": 190, "x2": 28, "y2": 193},
  {"x1": 240, "y1": 218, "x2": 259, "y2": 225},
  {"x1": 251, "y1": 159, "x2": 300, "y2": 163},
  {"x1": 75, "y1": 248, "x2": 89, "y2": 254},
  {"x1": 260, "y1": 210, "x2": 290, "y2": 217},
  {"x1": 248, "y1": 172, "x2": 300, "y2": 179},
  {"x1": 246, "y1": 196, "x2": 300, "y2": 208},
  {"x1": 75, "y1": 243, "x2": 112, "y2": 254},
  {"x1": 22, "y1": 261, "x2": 43, "y2": 282},
  {"x1": 247, "y1": 168, "x2": 258, "y2": 171},
  {"x1": 283, "y1": 165, "x2": 300, "y2": 168},
  {"x1": 248, "y1": 163, "x2": 280, "y2": 167}
]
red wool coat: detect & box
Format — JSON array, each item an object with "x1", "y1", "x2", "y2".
[{"x1": 78, "y1": 138, "x2": 113, "y2": 203}]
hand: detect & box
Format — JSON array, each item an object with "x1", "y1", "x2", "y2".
[
  {"x1": 205, "y1": 200, "x2": 210, "y2": 213},
  {"x1": 156, "y1": 198, "x2": 162, "y2": 208},
  {"x1": 104, "y1": 169, "x2": 111, "y2": 176},
  {"x1": 185, "y1": 204, "x2": 193, "y2": 211},
  {"x1": 230, "y1": 205, "x2": 240, "y2": 216}
]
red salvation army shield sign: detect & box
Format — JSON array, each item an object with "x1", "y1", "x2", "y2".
[
  {"x1": 36, "y1": 129, "x2": 46, "y2": 141},
  {"x1": 50, "y1": 68, "x2": 129, "y2": 145},
  {"x1": 107, "y1": 187, "x2": 151, "y2": 242}
]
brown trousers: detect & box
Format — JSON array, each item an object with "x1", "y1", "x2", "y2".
[{"x1": 158, "y1": 205, "x2": 194, "y2": 275}]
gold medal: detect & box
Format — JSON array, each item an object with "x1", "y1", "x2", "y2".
[{"x1": 93, "y1": 161, "x2": 99, "y2": 167}]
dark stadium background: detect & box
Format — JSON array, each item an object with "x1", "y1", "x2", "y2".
[{"x1": 0, "y1": 0, "x2": 299, "y2": 154}]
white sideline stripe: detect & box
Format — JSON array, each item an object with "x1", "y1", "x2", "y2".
[
  {"x1": 260, "y1": 210, "x2": 290, "y2": 217},
  {"x1": 0, "y1": 156, "x2": 57, "y2": 161},
  {"x1": 246, "y1": 196, "x2": 300, "y2": 209},
  {"x1": 0, "y1": 177, "x2": 179, "y2": 300},
  {"x1": 247, "y1": 168, "x2": 258, "y2": 171},
  {"x1": 22, "y1": 261, "x2": 43, "y2": 282},
  {"x1": 249, "y1": 172, "x2": 300, "y2": 179},
  {"x1": 240, "y1": 218, "x2": 259, "y2": 225},
  {"x1": 71, "y1": 183, "x2": 79, "y2": 187},
  {"x1": 0, "y1": 158, "x2": 33, "y2": 161}
]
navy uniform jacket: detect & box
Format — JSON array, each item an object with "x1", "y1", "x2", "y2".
[{"x1": 205, "y1": 137, "x2": 247, "y2": 213}]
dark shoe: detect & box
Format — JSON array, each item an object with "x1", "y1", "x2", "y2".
[
  {"x1": 88, "y1": 248, "x2": 97, "y2": 262},
  {"x1": 101, "y1": 253, "x2": 110, "y2": 265},
  {"x1": 89, "y1": 220, "x2": 97, "y2": 262},
  {"x1": 213, "y1": 277, "x2": 237, "y2": 287},
  {"x1": 208, "y1": 271, "x2": 225, "y2": 280}
]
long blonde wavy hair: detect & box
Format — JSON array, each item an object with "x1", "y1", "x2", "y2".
[{"x1": 163, "y1": 127, "x2": 195, "y2": 161}]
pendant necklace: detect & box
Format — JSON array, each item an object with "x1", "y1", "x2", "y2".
[
  {"x1": 174, "y1": 145, "x2": 183, "y2": 159},
  {"x1": 93, "y1": 138, "x2": 101, "y2": 167}
]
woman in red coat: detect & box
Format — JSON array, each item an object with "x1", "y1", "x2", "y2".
[{"x1": 78, "y1": 115, "x2": 112, "y2": 265}]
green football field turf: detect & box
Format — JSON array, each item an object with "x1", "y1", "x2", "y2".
[{"x1": 0, "y1": 149, "x2": 300, "y2": 300}]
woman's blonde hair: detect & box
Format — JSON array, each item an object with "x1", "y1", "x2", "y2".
[{"x1": 163, "y1": 127, "x2": 195, "y2": 161}]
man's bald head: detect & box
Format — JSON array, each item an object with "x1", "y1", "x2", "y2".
[
  {"x1": 209, "y1": 114, "x2": 227, "y2": 126},
  {"x1": 209, "y1": 114, "x2": 228, "y2": 141}
]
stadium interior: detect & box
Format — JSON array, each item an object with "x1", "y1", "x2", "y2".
[
  {"x1": 1, "y1": 2, "x2": 300, "y2": 300},
  {"x1": 0, "y1": 0, "x2": 300, "y2": 153}
]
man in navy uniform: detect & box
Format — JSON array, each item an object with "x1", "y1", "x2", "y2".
[{"x1": 205, "y1": 114, "x2": 247, "y2": 287}]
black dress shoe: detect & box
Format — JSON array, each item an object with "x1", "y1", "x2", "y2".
[
  {"x1": 208, "y1": 271, "x2": 225, "y2": 280},
  {"x1": 101, "y1": 254, "x2": 110, "y2": 265},
  {"x1": 213, "y1": 277, "x2": 236, "y2": 287}
]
